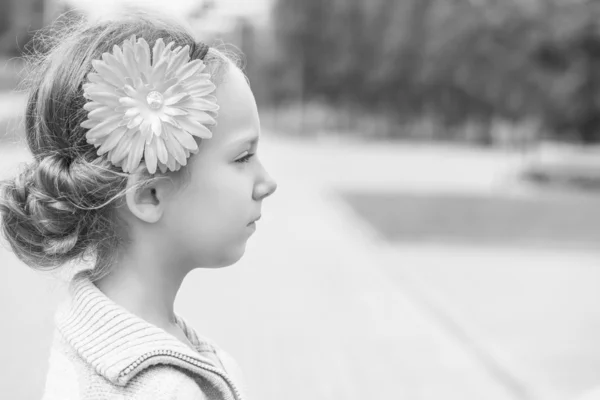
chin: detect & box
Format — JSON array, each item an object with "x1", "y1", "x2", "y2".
[
  {"x1": 201, "y1": 244, "x2": 247, "y2": 269},
  {"x1": 224, "y1": 246, "x2": 247, "y2": 267}
]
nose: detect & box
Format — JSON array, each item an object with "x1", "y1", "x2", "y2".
[
  {"x1": 253, "y1": 166, "x2": 277, "y2": 201},
  {"x1": 253, "y1": 176, "x2": 277, "y2": 201}
]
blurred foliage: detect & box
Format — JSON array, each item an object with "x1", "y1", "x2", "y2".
[
  {"x1": 0, "y1": 0, "x2": 84, "y2": 91},
  {"x1": 5, "y1": 0, "x2": 600, "y2": 144},
  {"x1": 0, "y1": 0, "x2": 47, "y2": 57},
  {"x1": 250, "y1": 0, "x2": 600, "y2": 143}
]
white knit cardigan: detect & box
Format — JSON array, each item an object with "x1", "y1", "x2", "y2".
[{"x1": 41, "y1": 270, "x2": 246, "y2": 400}]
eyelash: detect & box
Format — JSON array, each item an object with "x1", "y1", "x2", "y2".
[{"x1": 235, "y1": 153, "x2": 255, "y2": 164}]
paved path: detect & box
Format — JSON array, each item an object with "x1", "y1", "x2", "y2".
[
  {"x1": 256, "y1": 134, "x2": 600, "y2": 400},
  {"x1": 379, "y1": 244, "x2": 600, "y2": 400}
]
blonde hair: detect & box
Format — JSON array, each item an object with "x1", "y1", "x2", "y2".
[{"x1": 0, "y1": 13, "x2": 235, "y2": 280}]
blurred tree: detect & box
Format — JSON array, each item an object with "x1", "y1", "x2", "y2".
[
  {"x1": 0, "y1": 0, "x2": 12, "y2": 38},
  {"x1": 533, "y1": 2, "x2": 600, "y2": 143},
  {"x1": 267, "y1": 0, "x2": 600, "y2": 143},
  {"x1": 376, "y1": 0, "x2": 434, "y2": 112},
  {"x1": 0, "y1": 0, "x2": 47, "y2": 56},
  {"x1": 424, "y1": 8, "x2": 544, "y2": 117},
  {"x1": 271, "y1": 0, "x2": 409, "y2": 107}
]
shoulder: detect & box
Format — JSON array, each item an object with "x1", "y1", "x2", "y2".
[
  {"x1": 213, "y1": 347, "x2": 247, "y2": 394},
  {"x1": 126, "y1": 364, "x2": 209, "y2": 400},
  {"x1": 43, "y1": 332, "x2": 210, "y2": 400}
]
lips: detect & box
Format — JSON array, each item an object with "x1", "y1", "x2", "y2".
[{"x1": 247, "y1": 215, "x2": 261, "y2": 226}]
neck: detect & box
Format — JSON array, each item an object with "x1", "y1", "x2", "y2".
[{"x1": 94, "y1": 245, "x2": 188, "y2": 332}]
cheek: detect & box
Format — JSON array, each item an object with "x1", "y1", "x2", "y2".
[{"x1": 174, "y1": 168, "x2": 253, "y2": 235}]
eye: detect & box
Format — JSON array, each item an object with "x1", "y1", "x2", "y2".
[{"x1": 235, "y1": 152, "x2": 255, "y2": 164}]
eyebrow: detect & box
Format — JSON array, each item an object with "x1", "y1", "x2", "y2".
[{"x1": 229, "y1": 132, "x2": 259, "y2": 147}]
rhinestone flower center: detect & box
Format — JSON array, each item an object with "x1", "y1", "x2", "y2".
[{"x1": 146, "y1": 91, "x2": 164, "y2": 110}]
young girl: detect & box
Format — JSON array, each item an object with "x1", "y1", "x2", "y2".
[{"x1": 0, "y1": 13, "x2": 276, "y2": 400}]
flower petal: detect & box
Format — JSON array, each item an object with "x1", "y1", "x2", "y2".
[
  {"x1": 92, "y1": 60, "x2": 124, "y2": 87},
  {"x1": 175, "y1": 116, "x2": 213, "y2": 139},
  {"x1": 160, "y1": 41, "x2": 175, "y2": 61},
  {"x1": 119, "y1": 97, "x2": 139, "y2": 107},
  {"x1": 144, "y1": 140, "x2": 158, "y2": 174},
  {"x1": 184, "y1": 81, "x2": 216, "y2": 97},
  {"x1": 102, "y1": 52, "x2": 130, "y2": 79},
  {"x1": 152, "y1": 38, "x2": 165, "y2": 64},
  {"x1": 179, "y1": 70, "x2": 209, "y2": 87},
  {"x1": 80, "y1": 119, "x2": 99, "y2": 129},
  {"x1": 86, "y1": 126, "x2": 116, "y2": 142},
  {"x1": 170, "y1": 126, "x2": 199, "y2": 151},
  {"x1": 164, "y1": 92, "x2": 190, "y2": 106},
  {"x1": 123, "y1": 85, "x2": 138, "y2": 98},
  {"x1": 175, "y1": 59, "x2": 204, "y2": 81},
  {"x1": 162, "y1": 83, "x2": 183, "y2": 98},
  {"x1": 185, "y1": 109, "x2": 216, "y2": 125},
  {"x1": 151, "y1": 57, "x2": 169, "y2": 82},
  {"x1": 124, "y1": 107, "x2": 140, "y2": 119},
  {"x1": 83, "y1": 102, "x2": 103, "y2": 112},
  {"x1": 109, "y1": 130, "x2": 134, "y2": 164},
  {"x1": 85, "y1": 114, "x2": 123, "y2": 139},
  {"x1": 166, "y1": 45, "x2": 190, "y2": 77},
  {"x1": 127, "y1": 115, "x2": 144, "y2": 129},
  {"x1": 184, "y1": 148, "x2": 195, "y2": 158},
  {"x1": 151, "y1": 117, "x2": 162, "y2": 137},
  {"x1": 155, "y1": 136, "x2": 168, "y2": 164},
  {"x1": 135, "y1": 38, "x2": 151, "y2": 73},
  {"x1": 125, "y1": 132, "x2": 146, "y2": 172},
  {"x1": 133, "y1": 77, "x2": 145, "y2": 92},
  {"x1": 87, "y1": 92, "x2": 121, "y2": 106},
  {"x1": 97, "y1": 126, "x2": 127, "y2": 155},
  {"x1": 84, "y1": 82, "x2": 119, "y2": 96},
  {"x1": 139, "y1": 119, "x2": 153, "y2": 143},
  {"x1": 162, "y1": 128, "x2": 187, "y2": 165},
  {"x1": 159, "y1": 114, "x2": 181, "y2": 128},
  {"x1": 158, "y1": 161, "x2": 168, "y2": 174},
  {"x1": 123, "y1": 44, "x2": 141, "y2": 81},
  {"x1": 187, "y1": 86, "x2": 217, "y2": 98},
  {"x1": 163, "y1": 106, "x2": 188, "y2": 117},
  {"x1": 88, "y1": 106, "x2": 116, "y2": 120},
  {"x1": 166, "y1": 153, "x2": 177, "y2": 171},
  {"x1": 112, "y1": 44, "x2": 124, "y2": 63},
  {"x1": 179, "y1": 96, "x2": 219, "y2": 112},
  {"x1": 87, "y1": 73, "x2": 105, "y2": 84},
  {"x1": 171, "y1": 45, "x2": 182, "y2": 56},
  {"x1": 156, "y1": 78, "x2": 178, "y2": 93}
]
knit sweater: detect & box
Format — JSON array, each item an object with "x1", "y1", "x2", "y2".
[{"x1": 41, "y1": 270, "x2": 246, "y2": 400}]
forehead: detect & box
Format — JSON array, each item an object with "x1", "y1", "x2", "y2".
[{"x1": 204, "y1": 65, "x2": 259, "y2": 148}]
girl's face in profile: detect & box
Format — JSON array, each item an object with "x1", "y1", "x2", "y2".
[{"x1": 160, "y1": 65, "x2": 277, "y2": 268}]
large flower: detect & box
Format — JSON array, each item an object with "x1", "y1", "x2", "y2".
[{"x1": 80, "y1": 36, "x2": 219, "y2": 174}]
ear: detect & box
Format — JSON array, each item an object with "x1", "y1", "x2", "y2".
[{"x1": 125, "y1": 171, "x2": 171, "y2": 224}]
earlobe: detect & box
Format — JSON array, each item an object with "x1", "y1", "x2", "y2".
[{"x1": 125, "y1": 172, "x2": 165, "y2": 224}]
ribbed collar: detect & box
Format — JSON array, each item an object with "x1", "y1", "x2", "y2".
[{"x1": 55, "y1": 270, "x2": 223, "y2": 386}]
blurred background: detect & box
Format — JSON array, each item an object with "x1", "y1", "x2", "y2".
[{"x1": 1, "y1": 0, "x2": 600, "y2": 399}]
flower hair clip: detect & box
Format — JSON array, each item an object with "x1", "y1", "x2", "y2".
[{"x1": 80, "y1": 36, "x2": 219, "y2": 174}]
